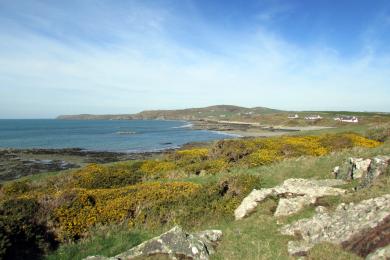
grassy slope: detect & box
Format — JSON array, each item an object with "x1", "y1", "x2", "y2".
[
  {"x1": 210, "y1": 144, "x2": 390, "y2": 260},
  {"x1": 46, "y1": 138, "x2": 390, "y2": 260}
]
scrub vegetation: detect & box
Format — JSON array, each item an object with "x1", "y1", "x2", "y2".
[{"x1": 0, "y1": 128, "x2": 389, "y2": 260}]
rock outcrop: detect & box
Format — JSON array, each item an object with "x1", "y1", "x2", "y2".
[
  {"x1": 280, "y1": 194, "x2": 390, "y2": 257},
  {"x1": 0, "y1": 148, "x2": 160, "y2": 181},
  {"x1": 349, "y1": 158, "x2": 372, "y2": 179},
  {"x1": 234, "y1": 178, "x2": 346, "y2": 220},
  {"x1": 84, "y1": 226, "x2": 222, "y2": 260},
  {"x1": 366, "y1": 244, "x2": 390, "y2": 260},
  {"x1": 274, "y1": 195, "x2": 317, "y2": 217},
  {"x1": 335, "y1": 155, "x2": 390, "y2": 189}
]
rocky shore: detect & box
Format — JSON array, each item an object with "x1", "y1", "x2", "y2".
[{"x1": 0, "y1": 148, "x2": 164, "y2": 182}]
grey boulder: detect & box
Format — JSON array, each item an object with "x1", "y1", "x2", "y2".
[{"x1": 85, "y1": 226, "x2": 222, "y2": 260}]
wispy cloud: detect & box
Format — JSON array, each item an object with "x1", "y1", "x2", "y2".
[{"x1": 0, "y1": 0, "x2": 390, "y2": 118}]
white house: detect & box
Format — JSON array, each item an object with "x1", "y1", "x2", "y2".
[
  {"x1": 334, "y1": 116, "x2": 358, "y2": 123},
  {"x1": 288, "y1": 114, "x2": 299, "y2": 119},
  {"x1": 304, "y1": 115, "x2": 322, "y2": 120}
]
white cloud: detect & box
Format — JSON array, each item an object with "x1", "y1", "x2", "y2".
[{"x1": 0, "y1": 1, "x2": 390, "y2": 118}]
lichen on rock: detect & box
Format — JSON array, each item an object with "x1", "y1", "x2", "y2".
[
  {"x1": 280, "y1": 194, "x2": 390, "y2": 257},
  {"x1": 84, "y1": 226, "x2": 222, "y2": 260},
  {"x1": 234, "y1": 178, "x2": 346, "y2": 220}
]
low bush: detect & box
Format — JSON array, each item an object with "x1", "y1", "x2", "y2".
[
  {"x1": 173, "y1": 148, "x2": 209, "y2": 162},
  {"x1": 365, "y1": 124, "x2": 390, "y2": 142},
  {"x1": 210, "y1": 133, "x2": 379, "y2": 168},
  {"x1": 210, "y1": 139, "x2": 259, "y2": 162},
  {"x1": 0, "y1": 198, "x2": 56, "y2": 259},
  {"x1": 244, "y1": 149, "x2": 282, "y2": 167},
  {"x1": 51, "y1": 173, "x2": 262, "y2": 241},
  {"x1": 180, "y1": 159, "x2": 229, "y2": 176},
  {"x1": 52, "y1": 182, "x2": 200, "y2": 240},
  {"x1": 71, "y1": 162, "x2": 144, "y2": 189},
  {"x1": 139, "y1": 160, "x2": 177, "y2": 179},
  {"x1": 1, "y1": 180, "x2": 32, "y2": 195}
]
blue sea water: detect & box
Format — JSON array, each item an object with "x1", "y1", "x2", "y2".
[{"x1": 0, "y1": 119, "x2": 234, "y2": 152}]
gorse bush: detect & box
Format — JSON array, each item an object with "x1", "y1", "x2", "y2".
[
  {"x1": 71, "y1": 163, "x2": 144, "y2": 189},
  {"x1": 173, "y1": 148, "x2": 209, "y2": 162},
  {"x1": 244, "y1": 150, "x2": 282, "y2": 167},
  {"x1": 52, "y1": 174, "x2": 262, "y2": 241},
  {"x1": 0, "y1": 198, "x2": 56, "y2": 260},
  {"x1": 53, "y1": 182, "x2": 200, "y2": 240},
  {"x1": 210, "y1": 133, "x2": 379, "y2": 168},
  {"x1": 139, "y1": 160, "x2": 177, "y2": 179},
  {"x1": 65, "y1": 133, "x2": 380, "y2": 188},
  {"x1": 1, "y1": 180, "x2": 32, "y2": 195}
]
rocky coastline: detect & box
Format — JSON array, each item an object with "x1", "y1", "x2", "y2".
[{"x1": 0, "y1": 148, "x2": 167, "y2": 182}]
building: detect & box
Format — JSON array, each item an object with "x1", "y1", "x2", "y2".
[
  {"x1": 304, "y1": 115, "x2": 322, "y2": 120},
  {"x1": 334, "y1": 116, "x2": 359, "y2": 123},
  {"x1": 288, "y1": 114, "x2": 299, "y2": 119}
]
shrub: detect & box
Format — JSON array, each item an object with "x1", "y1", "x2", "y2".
[
  {"x1": 1, "y1": 180, "x2": 32, "y2": 195},
  {"x1": 0, "y1": 198, "x2": 56, "y2": 259},
  {"x1": 181, "y1": 159, "x2": 229, "y2": 176},
  {"x1": 244, "y1": 150, "x2": 282, "y2": 167},
  {"x1": 71, "y1": 163, "x2": 144, "y2": 189},
  {"x1": 207, "y1": 133, "x2": 379, "y2": 169},
  {"x1": 343, "y1": 133, "x2": 380, "y2": 148},
  {"x1": 319, "y1": 133, "x2": 379, "y2": 150},
  {"x1": 51, "y1": 174, "x2": 262, "y2": 241},
  {"x1": 280, "y1": 136, "x2": 328, "y2": 157},
  {"x1": 174, "y1": 148, "x2": 209, "y2": 162},
  {"x1": 145, "y1": 174, "x2": 263, "y2": 228},
  {"x1": 365, "y1": 125, "x2": 390, "y2": 142},
  {"x1": 139, "y1": 160, "x2": 176, "y2": 179},
  {"x1": 52, "y1": 182, "x2": 200, "y2": 240},
  {"x1": 210, "y1": 139, "x2": 258, "y2": 162}
]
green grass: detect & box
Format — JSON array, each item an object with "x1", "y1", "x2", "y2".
[
  {"x1": 42, "y1": 139, "x2": 390, "y2": 259},
  {"x1": 46, "y1": 225, "x2": 157, "y2": 260},
  {"x1": 307, "y1": 243, "x2": 362, "y2": 260}
]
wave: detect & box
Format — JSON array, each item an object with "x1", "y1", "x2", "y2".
[
  {"x1": 209, "y1": 130, "x2": 243, "y2": 138},
  {"x1": 116, "y1": 131, "x2": 136, "y2": 135},
  {"x1": 172, "y1": 123, "x2": 193, "y2": 129}
]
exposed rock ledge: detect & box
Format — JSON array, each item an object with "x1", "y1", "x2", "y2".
[
  {"x1": 280, "y1": 194, "x2": 390, "y2": 257},
  {"x1": 234, "y1": 178, "x2": 346, "y2": 220},
  {"x1": 366, "y1": 244, "x2": 390, "y2": 260},
  {"x1": 84, "y1": 226, "x2": 222, "y2": 260},
  {"x1": 333, "y1": 155, "x2": 390, "y2": 189}
]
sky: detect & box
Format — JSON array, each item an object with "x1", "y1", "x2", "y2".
[{"x1": 1, "y1": 0, "x2": 390, "y2": 118}]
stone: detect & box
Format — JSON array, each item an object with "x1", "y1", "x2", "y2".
[
  {"x1": 358, "y1": 156, "x2": 390, "y2": 189},
  {"x1": 366, "y1": 245, "x2": 390, "y2": 260},
  {"x1": 274, "y1": 195, "x2": 317, "y2": 217},
  {"x1": 84, "y1": 226, "x2": 222, "y2": 260},
  {"x1": 336, "y1": 156, "x2": 390, "y2": 189},
  {"x1": 349, "y1": 158, "x2": 371, "y2": 179},
  {"x1": 234, "y1": 189, "x2": 275, "y2": 220},
  {"x1": 234, "y1": 178, "x2": 346, "y2": 220},
  {"x1": 332, "y1": 166, "x2": 340, "y2": 178},
  {"x1": 280, "y1": 194, "x2": 390, "y2": 257}
]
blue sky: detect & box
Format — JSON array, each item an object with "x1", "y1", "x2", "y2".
[{"x1": 1, "y1": 0, "x2": 390, "y2": 118}]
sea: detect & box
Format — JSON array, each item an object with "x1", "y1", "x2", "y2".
[{"x1": 0, "y1": 119, "x2": 236, "y2": 152}]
